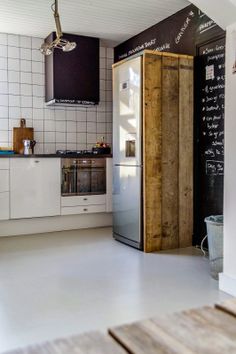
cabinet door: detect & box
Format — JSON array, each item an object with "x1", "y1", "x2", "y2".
[{"x1": 10, "y1": 158, "x2": 61, "y2": 219}]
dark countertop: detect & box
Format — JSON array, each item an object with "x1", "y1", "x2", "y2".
[{"x1": 0, "y1": 154, "x2": 113, "y2": 158}]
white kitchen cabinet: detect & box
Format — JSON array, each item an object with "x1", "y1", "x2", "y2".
[
  {"x1": 0, "y1": 158, "x2": 10, "y2": 220},
  {"x1": 0, "y1": 170, "x2": 9, "y2": 192},
  {"x1": 0, "y1": 192, "x2": 10, "y2": 220},
  {"x1": 10, "y1": 158, "x2": 61, "y2": 219}
]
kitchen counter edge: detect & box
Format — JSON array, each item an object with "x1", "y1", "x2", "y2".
[{"x1": 0, "y1": 154, "x2": 113, "y2": 158}]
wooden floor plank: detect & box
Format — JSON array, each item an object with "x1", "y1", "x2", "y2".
[
  {"x1": 109, "y1": 307, "x2": 236, "y2": 354},
  {"x1": 4, "y1": 331, "x2": 128, "y2": 354},
  {"x1": 215, "y1": 298, "x2": 236, "y2": 317}
]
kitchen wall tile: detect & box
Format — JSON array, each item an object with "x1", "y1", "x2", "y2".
[
  {"x1": 0, "y1": 106, "x2": 8, "y2": 118},
  {"x1": 0, "y1": 82, "x2": 8, "y2": 94},
  {"x1": 34, "y1": 142, "x2": 44, "y2": 154},
  {"x1": 0, "y1": 69, "x2": 8, "y2": 82},
  {"x1": 8, "y1": 83, "x2": 20, "y2": 95},
  {"x1": 0, "y1": 118, "x2": 8, "y2": 130},
  {"x1": 67, "y1": 120, "x2": 76, "y2": 132},
  {"x1": 20, "y1": 36, "x2": 31, "y2": 49},
  {"x1": 20, "y1": 83, "x2": 32, "y2": 96},
  {"x1": 21, "y1": 60, "x2": 31, "y2": 72},
  {"x1": 106, "y1": 122, "x2": 112, "y2": 133},
  {"x1": 0, "y1": 32, "x2": 113, "y2": 153},
  {"x1": 20, "y1": 48, "x2": 31, "y2": 61},
  {"x1": 0, "y1": 34, "x2": 7, "y2": 46},
  {"x1": 33, "y1": 120, "x2": 44, "y2": 132},
  {"x1": 67, "y1": 132, "x2": 76, "y2": 144},
  {"x1": 8, "y1": 70, "x2": 20, "y2": 83},
  {"x1": 0, "y1": 57, "x2": 7, "y2": 70},
  {"x1": 8, "y1": 46, "x2": 19, "y2": 59}
]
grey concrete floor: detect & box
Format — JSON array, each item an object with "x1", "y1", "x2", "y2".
[{"x1": 0, "y1": 227, "x2": 231, "y2": 352}]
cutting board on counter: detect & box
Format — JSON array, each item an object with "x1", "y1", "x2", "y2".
[{"x1": 13, "y1": 119, "x2": 34, "y2": 154}]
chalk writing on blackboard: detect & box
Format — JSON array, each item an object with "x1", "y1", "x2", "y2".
[{"x1": 206, "y1": 160, "x2": 224, "y2": 175}]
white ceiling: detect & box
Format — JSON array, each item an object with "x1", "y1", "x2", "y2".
[{"x1": 0, "y1": 0, "x2": 189, "y2": 46}]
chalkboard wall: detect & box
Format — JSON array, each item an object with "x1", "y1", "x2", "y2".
[{"x1": 115, "y1": 4, "x2": 226, "y2": 246}]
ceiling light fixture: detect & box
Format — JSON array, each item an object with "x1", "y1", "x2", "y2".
[{"x1": 40, "y1": 0, "x2": 77, "y2": 56}]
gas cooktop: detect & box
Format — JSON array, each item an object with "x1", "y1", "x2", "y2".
[{"x1": 56, "y1": 149, "x2": 97, "y2": 156}]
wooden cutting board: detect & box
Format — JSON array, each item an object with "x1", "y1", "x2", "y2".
[{"x1": 13, "y1": 119, "x2": 34, "y2": 154}]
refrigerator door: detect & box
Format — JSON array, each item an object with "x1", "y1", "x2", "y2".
[
  {"x1": 113, "y1": 56, "x2": 142, "y2": 166},
  {"x1": 113, "y1": 165, "x2": 142, "y2": 249}
]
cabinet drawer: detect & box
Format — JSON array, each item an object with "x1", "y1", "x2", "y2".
[
  {"x1": 0, "y1": 192, "x2": 9, "y2": 220},
  {"x1": 61, "y1": 204, "x2": 106, "y2": 215},
  {"x1": 0, "y1": 158, "x2": 9, "y2": 170},
  {"x1": 0, "y1": 170, "x2": 9, "y2": 192},
  {"x1": 61, "y1": 194, "x2": 106, "y2": 207}
]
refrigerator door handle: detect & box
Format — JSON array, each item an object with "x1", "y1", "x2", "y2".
[{"x1": 114, "y1": 163, "x2": 143, "y2": 167}]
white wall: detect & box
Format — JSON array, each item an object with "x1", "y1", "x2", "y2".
[
  {"x1": 0, "y1": 33, "x2": 113, "y2": 153},
  {"x1": 219, "y1": 22, "x2": 236, "y2": 296}
]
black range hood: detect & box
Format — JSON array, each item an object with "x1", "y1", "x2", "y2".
[{"x1": 45, "y1": 32, "x2": 100, "y2": 106}]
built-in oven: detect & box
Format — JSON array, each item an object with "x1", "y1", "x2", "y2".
[{"x1": 61, "y1": 158, "x2": 106, "y2": 196}]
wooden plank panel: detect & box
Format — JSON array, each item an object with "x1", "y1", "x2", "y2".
[
  {"x1": 109, "y1": 307, "x2": 236, "y2": 354},
  {"x1": 161, "y1": 56, "x2": 179, "y2": 250},
  {"x1": 216, "y1": 298, "x2": 236, "y2": 317},
  {"x1": 178, "y1": 57, "x2": 194, "y2": 247},
  {"x1": 6, "y1": 331, "x2": 128, "y2": 354},
  {"x1": 143, "y1": 52, "x2": 162, "y2": 252}
]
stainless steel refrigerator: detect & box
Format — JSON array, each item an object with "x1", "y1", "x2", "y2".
[{"x1": 112, "y1": 56, "x2": 143, "y2": 250}]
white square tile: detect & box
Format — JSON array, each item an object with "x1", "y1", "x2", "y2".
[
  {"x1": 66, "y1": 110, "x2": 76, "y2": 121},
  {"x1": 32, "y1": 37, "x2": 43, "y2": 49},
  {"x1": 106, "y1": 90, "x2": 112, "y2": 102},
  {"x1": 44, "y1": 143, "x2": 56, "y2": 154},
  {"x1": 8, "y1": 34, "x2": 19, "y2": 47},
  {"x1": 20, "y1": 48, "x2": 31, "y2": 60},
  {"x1": 0, "y1": 106, "x2": 8, "y2": 118},
  {"x1": 0, "y1": 82, "x2": 8, "y2": 94},
  {"x1": 56, "y1": 120, "x2": 66, "y2": 132},
  {"x1": 97, "y1": 102, "x2": 106, "y2": 112},
  {"x1": 20, "y1": 36, "x2": 31, "y2": 49},
  {"x1": 32, "y1": 61, "x2": 43, "y2": 73},
  {"x1": 0, "y1": 131, "x2": 8, "y2": 142},
  {"x1": 0, "y1": 57, "x2": 7, "y2": 70},
  {"x1": 8, "y1": 71, "x2": 20, "y2": 83},
  {"x1": 100, "y1": 68, "x2": 106, "y2": 80},
  {"x1": 106, "y1": 69, "x2": 112, "y2": 81},
  {"x1": 32, "y1": 73, "x2": 44, "y2": 85},
  {"x1": 106, "y1": 80, "x2": 112, "y2": 91},
  {"x1": 67, "y1": 120, "x2": 76, "y2": 132},
  {"x1": 33, "y1": 108, "x2": 44, "y2": 120},
  {"x1": 0, "y1": 45, "x2": 7, "y2": 57},
  {"x1": 8, "y1": 58, "x2": 20, "y2": 71},
  {"x1": 21, "y1": 96, "x2": 32, "y2": 108},
  {"x1": 56, "y1": 132, "x2": 66, "y2": 143},
  {"x1": 0, "y1": 118, "x2": 8, "y2": 130},
  {"x1": 77, "y1": 143, "x2": 87, "y2": 150},
  {"x1": 87, "y1": 133, "x2": 96, "y2": 144},
  {"x1": 87, "y1": 122, "x2": 96, "y2": 133},
  {"x1": 44, "y1": 120, "x2": 55, "y2": 131},
  {"x1": 21, "y1": 60, "x2": 31, "y2": 72},
  {"x1": 99, "y1": 47, "x2": 106, "y2": 58},
  {"x1": 21, "y1": 107, "x2": 32, "y2": 119},
  {"x1": 100, "y1": 58, "x2": 106, "y2": 69},
  {"x1": 20, "y1": 71, "x2": 32, "y2": 84},
  {"x1": 100, "y1": 90, "x2": 105, "y2": 102},
  {"x1": 66, "y1": 142, "x2": 76, "y2": 150},
  {"x1": 8, "y1": 46, "x2": 20, "y2": 59},
  {"x1": 0, "y1": 70, "x2": 7, "y2": 82},
  {"x1": 20, "y1": 84, "x2": 32, "y2": 96},
  {"x1": 34, "y1": 143, "x2": 44, "y2": 154},
  {"x1": 0, "y1": 34, "x2": 7, "y2": 46},
  {"x1": 44, "y1": 108, "x2": 55, "y2": 120},
  {"x1": 33, "y1": 96, "x2": 44, "y2": 108},
  {"x1": 33, "y1": 119, "x2": 44, "y2": 131},
  {"x1": 0, "y1": 94, "x2": 8, "y2": 106},
  {"x1": 44, "y1": 131, "x2": 55, "y2": 143},
  {"x1": 55, "y1": 109, "x2": 66, "y2": 120},
  {"x1": 76, "y1": 133, "x2": 86, "y2": 144},
  {"x1": 87, "y1": 111, "x2": 96, "y2": 122},
  {"x1": 33, "y1": 85, "x2": 44, "y2": 97},
  {"x1": 9, "y1": 95, "x2": 20, "y2": 107},
  {"x1": 9, "y1": 118, "x2": 20, "y2": 129},
  {"x1": 106, "y1": 112, "x2": 112, "y2": 123},
  {"x1": 56, "y1": 143, "x2": 66, "y2": 150},
  {"x1": 34, "y1": 131, "x2": 44, "y2": 144},
  {"x1": 100, "y1": 80, "x2": 106, "y2": 91},
  {"x1": 76, "y1": 110, "x2": 86, "y2": 122},
  {"x1": 106, "y1": 58, "x2": 114, "y2": 69},
  {"x1": 97, "y1": 112, "x2": 106, "y2": 122},
  {"x1": 107, "y1": 133, "x2": 112, "y2": 145},
  {"x1": 106, "y1": 48, "x2": 114, "y2": 59},
  {"x1": 9, "y1": 106, "x2": 20, "y2": 118},
  {"x1": 32, "y1": 49, "x2": 42, "y2": 62},
  {"x1": 67, "y1": 132, "x2": 76, "y2": 143},
  {"x1": 97, "y1": 122, "x2": 106, "y2": 134},
  {"x1": 106, "y1": 122, "x2": 112, "y2": 133},
  {"x1": 8, "y1": 83, "x2": 20, "y2": 95},
  {"x1": 25, "y1": 118, "x2": 33, "y2": 128},
  {"x1": 76, "y1": 121, "x2": 86, "y2": 132}
]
